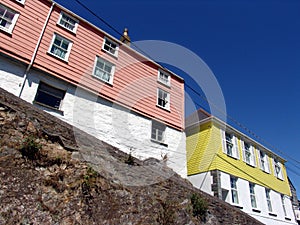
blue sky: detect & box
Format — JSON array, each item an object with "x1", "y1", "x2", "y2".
[{"x1": 55, "y1": 0, "x2": 300, "y2": 195}]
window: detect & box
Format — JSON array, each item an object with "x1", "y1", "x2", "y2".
[
  {"x1": 230, "y1": 176, "x2": 239, "y2": 204},
  {"x1": 0, "y1": 4, "x2": 19, "y2": 34},
  {"x1": 102, "y1": 37, "x2": 119, "y2": 57},
  {"x1": 265, "y1": 189, "x2": 272, "y2": 212},
  {"x1": 249, "y1": 183, "x2": 257, "y2": 208},
  {"x1": 48, "y1": 34, "x2": 72, "y2": 61},
  {"x1": 15, "y1": 0, "x2": 25, "y2": 4},
  {"x1": 34, "y1": 82, "x2": 66, "y2": 110},
  {"x1": 93, "y1": 56, "x2": 115, "y2": 84},
  {"x1": 151, "y1": 121, "x2": 166, "y2": 143},
  {"x1": 242, "y1": 141, "x2": 256, "y2": 166},
  {"x1": 281, "y1": 195, "x2": 287, "y2": 217},
  {"x1": 57, "y1": 12, "x2": 79, "y2": 33},
  {"x1": 221, "y1": 131, "x2": 239, "y2": 159},
  {"x1": 157, "y1": 88, "x2": 170, "y2": 110},
  {"x1": 258, "y1": 149, "x2": 270, "y2": 173},
  {"x1": 273, "y1": 158, "x2": 284, "y2": 180},
  {"x1": 158, "y1": 69, "x2": 170, "y2": 86}
]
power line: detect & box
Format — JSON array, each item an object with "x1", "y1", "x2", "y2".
[{"x1": 72, "y1": 0, "x2": 300, "y2": 170}]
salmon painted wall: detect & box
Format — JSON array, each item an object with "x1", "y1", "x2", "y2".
[
  {"x1": 0, "y1": 0, "x2": 52, "y2": 63},
  {"x1": 0, "y1": 0, "x2": 184, "y2": 130}
]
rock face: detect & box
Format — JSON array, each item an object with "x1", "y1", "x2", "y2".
[{"x1": 0, "y1": 88, "x2": 263, "y2": 225}]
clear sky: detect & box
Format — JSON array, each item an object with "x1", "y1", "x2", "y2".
[{"x1": 55, "y1": 0, "x2": 300, "y2": 196}]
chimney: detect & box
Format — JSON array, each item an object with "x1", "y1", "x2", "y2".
[{"x1": 120, "y1": 28, "x2": 131, "y2": 46}]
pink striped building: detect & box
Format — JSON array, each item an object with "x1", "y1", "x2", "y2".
[{"x1": 0, "y1": 0, "x2": 186, "y2": 176}]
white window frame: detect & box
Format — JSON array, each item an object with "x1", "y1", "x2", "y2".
[
  {"x1": 57, "y1": 12, "x2": 79, "y2": 34},
  {"x1": 265, "y1": 189, "x2": 273, "y2": 212},
  {"x1": 157, "y1": 88, "x2": 170, "y2": 110},
  {"x1": 0, "y1": 4, "x2": 19, "y2": 34},
  {"x1": 102, "y1": 37, "x2": 119, "y2": 57},
  {"x1": 48, "y1": 33, "x2": 73, "y2": 61},
  {"x1": 273, "y1": 158, "x2": 284, "y2": 180},
  {"x1": 257, "y1": 149, "x2": 270, "y2": 173},
  {"x1": 281, "y1": 194, "x2": 287, "y2": 217},
  {"x1": 92, "y1": 56, "x2": 115, "y2": 85},
  {"x1": 151, "y1": 120, "x2": 166, "y2": 143},
  {"x1": 249, "y1": 183, "x2": 257, "y2": 209},
  {"x1": 15, "y1": 0, "x2": 26, "y2": 4},
  {"x1": 230, "y1": 176, "x2": 239, "y2": 204},
  {"x1": 242, "y1": 140, "x2": 256, "y2": 166},
  {"x1": 221, "y1": 130, "x2": 239, "y2": 159},
  {"x1": 157, "y1": 69, "x2": 171, "y2": 86}
]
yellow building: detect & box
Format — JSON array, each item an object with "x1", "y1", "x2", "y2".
[{"x1": 186, "y1": 109, "x2": 297, "y2": 225}]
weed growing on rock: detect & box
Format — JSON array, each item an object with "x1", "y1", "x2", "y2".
[
  {"x1": 20, "y1": 135, "x2": 42, "y2": 160},
  {"x1": 190, "y1": 193, "x2": 208, "y2": 221}
]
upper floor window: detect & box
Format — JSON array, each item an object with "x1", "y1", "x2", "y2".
[
  {"x1": 151, "y1": 120, "x2": 166, "y2": 143},
  {"x1": 249, "y1": 183, "x2": 257, "y2": 208},
  {"x1": 273, "y1": 158, "x2": 284, "y2": 180},
  {"x1": 15, "y1": 0, "x2": 25, "y2": 4},
  {"x1": 48, "y1": 34, "x2": 72, "y2": 61},
  {"x1": 242, "y1": 141, "x2": 256, "y2": 166},
  {"x1": 57, "y1": 12, "x2": 79, "y2": 33},
  {"x1": 230, "y1": 176, "x2": 239, "y2": 204},
  {"x1": 157, "y1": 88, "x2": 170, "y2": 110},
  {"x1": 158, "y1": 69, "x2": 171, "y2": 86},
  {"x1": 93, "y1": 56, "x2": 115, "y2": 84},
  {"x1": 34, "y1": 82, "x2": 66, "y2": 110},
  {"x1": 265, "y1": 189, "x2": 272, "y2": 212},
  {"x1": 0, "y1": 4, "x2": 19, "y2": 34},
  {"x1": 258, "y1": 149, "x2": 270, "y2": 173},
  {"x1": 102, "y1": 37, "x2": 119, "y2": 57},
  {"x1": 281, "y1": 194, "x2": 287, "y2": 217},
  {"x1": 221, "y1": 131, "x2": 239, "y2": 159}
]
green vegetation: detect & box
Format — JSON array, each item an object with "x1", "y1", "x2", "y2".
[
  {"x1": 20, "y1": 135, "x2": 42, "y2": 160},
  {"x1": 190, "y1": 193, "x2": 208, "y2": 220}
]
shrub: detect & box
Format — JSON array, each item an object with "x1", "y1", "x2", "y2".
[
  {"x1": 125, "y1": 152, "x2": 134, "y2": 165},
  {"x1": 190, "y1": 193, "x2": 208, "y2": 221},
  {"x1": 20, "y1": 135, "x2": 42, "y2": 160}
]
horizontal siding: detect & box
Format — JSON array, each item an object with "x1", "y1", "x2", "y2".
[
  {"x1": 0, "y1": 0, "x2": 51, "y2": 63},
  {"x1": 186, "y1": 121, "x2": 292, "y2": 196},
  {"x1": 31, "y1": 5, "x2": 184, "y2": 129}
]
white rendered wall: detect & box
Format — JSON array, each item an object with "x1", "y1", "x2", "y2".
[
  {"x1": 0, "y1": 57, "x2": 187, "y2": 178},
  {"x1": 188, "y1": 172, "x2": 213, "y2": 195}
]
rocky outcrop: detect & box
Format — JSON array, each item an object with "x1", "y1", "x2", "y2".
[{"x1": 0, "y1": 88, "x2": 263, "y2": 224}]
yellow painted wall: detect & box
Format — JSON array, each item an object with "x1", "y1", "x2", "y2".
[{"x1": 186, "y1": 121, "x2": 291, "y2": 196}]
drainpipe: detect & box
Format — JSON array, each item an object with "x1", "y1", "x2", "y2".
[{"x1": 19, "y1": 2, "x2": 55, "y2": 97}]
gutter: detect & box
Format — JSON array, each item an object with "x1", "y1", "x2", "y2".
[{"x1": 19, "y1": 2, "x2": 55, "y2": 97}]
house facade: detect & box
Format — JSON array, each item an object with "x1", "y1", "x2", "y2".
[
  {"x1": 0, "y1": 0, "x2": 186, "y2": 177},
  {"x1": 186, "y1": 109, "x2": 297, "y2": 225}
]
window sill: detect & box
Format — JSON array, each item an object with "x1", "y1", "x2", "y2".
[
  {"x1": 0, "y1": 27, "x2": 13, "y2": 35},
  {"x1": 92, "y1": 75, "x2": 113, "y2": 86},
  {"x1": 101, "y1": 48, "x2": 119, "y2": 59},
  {"x1": 15, "y1": 0, "x2": 25, "y2": 6},
  {"x1": 156, "y1": 104, "x2": 170, "y2": 112},
  {"x1": 252, "y1": 208, "x2": 261, "y2": 213},
  {"x1": 268, "y1": 212, "x2": 277, "y2": 217},
  {"x1": 56, "y1": 23, "x2": 77, "y2": 35},
  {"x1": 285, "y1": 217, "x2": 291, "y2": 221},
  {"x1": 151, "y1": 139, "x2": 168, "y2": 147},
  {"x1": 232, "y1": 204, "x2": 243, "y2": 209},
  {"x1": 226, "y1": 154, "x2": 239, "y2": 160},
  {"x1": 33, "y1": 101, "x2": 64, "y2": 116},
  {"x1": 157, "y1": 80, "x2": 171, "y2": 88},
  {"x1": 47, "y1": 51, "x2": 69, "y2": 63}
]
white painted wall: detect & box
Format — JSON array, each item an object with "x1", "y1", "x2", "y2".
[
  {"x1": 0, "y1": 56, "x2": 187, "y2": 178},
  {"x1": 188, "y1": 172, "x2": 213, "y2": 195}
]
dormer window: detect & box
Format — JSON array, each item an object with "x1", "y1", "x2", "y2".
[
  {"x1": 102, "y1": 37, "x2": 119, "y2": 57},
  {"x1": 57, "y1": 12, "x2": 79, "y2": 33},
  {"x1": 158, "y1": 69, "x2": 170, "y2": 86},
  {"x1": 221, "y1": 131, "x2": 239, "y2": 159},
  {"x1": 273, "y1": 158, "x2": 283, "y2": 180},
  {"x1": 242, "y1": 141, "x2": 256, "y2": 166}
]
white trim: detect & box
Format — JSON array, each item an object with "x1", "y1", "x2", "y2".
[
  {"x1": 102, "y1": 36, "x2": 119, "y2": 58},
  {"x1": 48, "y1": 33, "x2": 73, "y2": 62},
  {"x1": 157, "y1": 88, "x2": 170, "y2": 111},
  {"x1": 15, "y1": 0, "x2": 26, "y2": 4},
  {"x1": 92, "y1": 56, "x2": 116, "y2": 85},
  {"x1": 0, "y1": 4, "x2": 20, "y2": 34},
  {"x1": 157, "y1": 69, "x2": 171, "y2": 87},
  {"x1": 57, "y1": 11, "x2": 79, "y2": 34}
]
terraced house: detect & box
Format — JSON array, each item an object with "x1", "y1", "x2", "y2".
[
  {"x1": 0, "y1": 0, "x2": 186, "y2": 176},
  {"x1": 186, "y1": 109, "x2": 297, "y2": 225}
]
